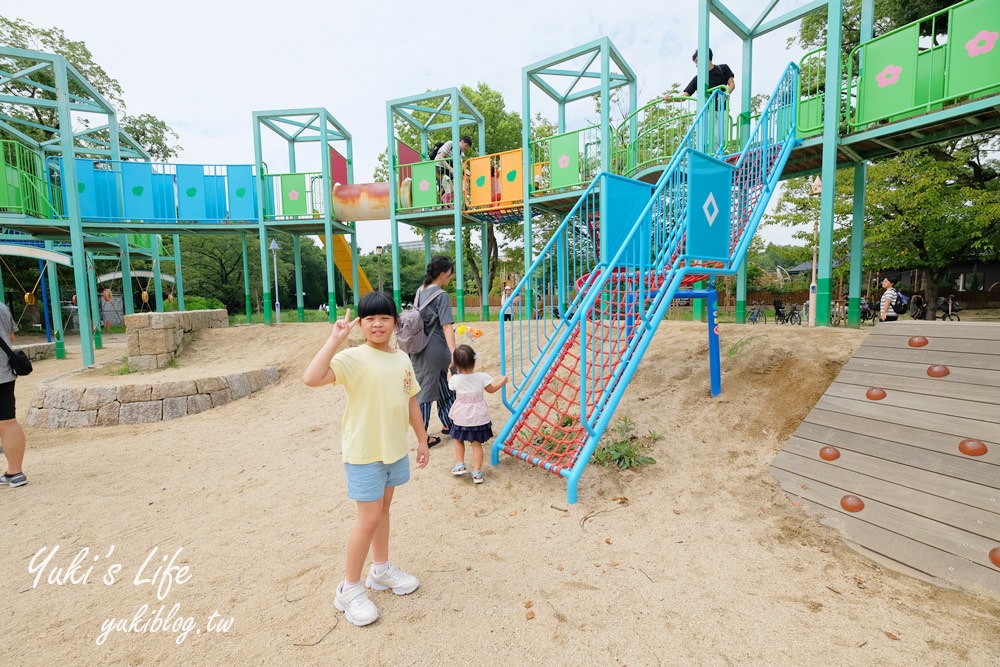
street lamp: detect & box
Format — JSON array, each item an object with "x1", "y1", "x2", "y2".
[
  {"x1": 808, "y1": 175, "x2": 822, "y2": 327},
  {"x1": 375, "y1": 245, "x2": 384, "y2": 292},
  {"x1": 269, "y1": 238, "x2": 280, "y2": 323}
]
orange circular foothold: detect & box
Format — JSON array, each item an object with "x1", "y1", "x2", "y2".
[
  {"x1": 990, "y1": 547, "x2": 1000, "y2": 569},
  {"x1": 959, "y1": 439, "x2": 988, "y2": 457},
  {"x1": 840, "y1": 495, "x2": 865, "y2": 512},
  {"x1": 927, "y1": 364, "x2": 950, "y2": 378},
  {"x1": 908, "y1": 336, "x2": 929, "y2": 348},
  {"x1": 819, "y1": 446, "x2": 841, "y2": 461},
  {"x1": 866, "y1": 387, "x2": 887, "y2": 401}
]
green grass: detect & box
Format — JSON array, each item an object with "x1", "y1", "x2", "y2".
[
  {"x1": 590, "y1": 417, "x2": 659, "y2": 470},
  {"x1": 108, "y1": 358, "x2": 131, "y2": 375}
]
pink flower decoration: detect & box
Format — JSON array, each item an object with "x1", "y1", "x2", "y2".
[
  {"x1": 558, "y1": 154, "x2": 570, "y2": 169},
  {"x1": 288, "y1": 190, "x2": 300, "y2": 201},
  {"x1": 875, "y1": 64, "x2": 903, "y2": 88},
  {"x1": 966, "y1": 30, "x2": 998, "y2": 58},
  {"x1": 418, "y1": 180, "x2": 430, "y2": 192}
]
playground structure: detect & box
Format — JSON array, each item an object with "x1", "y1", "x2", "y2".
[{"x1": 1, "y1": 0, "x2": 998, "y2": 524}]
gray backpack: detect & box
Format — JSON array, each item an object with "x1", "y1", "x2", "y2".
[{"x1": 396, "y1": 288, "x2": 446, "y2": 354}]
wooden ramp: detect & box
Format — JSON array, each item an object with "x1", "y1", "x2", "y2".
[{"x1": 770, "y1": 321, "x2": 1000, "y2": 596}]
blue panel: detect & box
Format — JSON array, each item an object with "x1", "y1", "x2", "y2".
[
  {"x1": 205, "y1": 175, "x2": 227, "y2": 221},
  {"x1": 687, "y1": 152, "x2": 733, "y2": 261},
  {"x1": 226, "y1": 165, "x2": 257, "y2": 220},
  {"x1": 122, "y1": 162, "x2": 155, "y2": 220},
  {"x1": 73, "y1": 159, "x2": 100, "y2": 219},
  {"x1": 600, "y1": 176, "x2": 653, "y2": 266},
  {"x1": 176, "y1": 164, "x2": 207, "y2": 221},
  {"x1": 152, "y1": 173, "x2": 176, "y2": 221},
  {"x1": 93, "y1": 167, "x2": 120, "y2": 220}
]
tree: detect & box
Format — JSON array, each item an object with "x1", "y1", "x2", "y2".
[{"x1": 0, "y1": 17, "x2": 180, "y2": 159}]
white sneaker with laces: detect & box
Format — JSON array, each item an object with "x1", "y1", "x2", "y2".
[
  {"x1": 365, "y1": 563, "x2": 420, "y2": 595},
  {"x1": 334, "y1": 581, "x2": 379, "y2": 626}
]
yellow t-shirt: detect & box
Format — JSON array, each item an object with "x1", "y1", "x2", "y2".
[{"x1": 330, "y1": 344, "x2": 420, "y2": 464}]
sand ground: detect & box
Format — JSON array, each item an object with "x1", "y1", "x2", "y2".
[{"x1": 2, "y1": 319, "x2": 998, "y2": 666}]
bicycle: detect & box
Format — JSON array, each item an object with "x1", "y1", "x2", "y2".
[
  {"x1": 936, "y1": 294, "x2": 962, "y2": 321},
  {"x1": 774, "y1": 300, "x2": 801, "y2": 325},
  {"x1": 747, "y1": 300, "x2": 766, "y2": 324},
  {"x1": 859, "y1": 297, "x2": 878, "y2": 325},
  {"x1": 829, "y1": 300, "x2": 845, "y2": 327}
]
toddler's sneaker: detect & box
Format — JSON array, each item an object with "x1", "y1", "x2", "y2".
[
  {"x1": 0, "y1": 472, "x2": 27, "y2": 488},
  {"x1": 365, "y1": 563, "x2": 419, "y2": 595},
  {"x1": 334, "y1": 581, "x2": 379, "y2": 627}
]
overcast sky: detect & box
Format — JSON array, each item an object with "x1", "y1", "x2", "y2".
[{"x1": 11, "y1": 0, "x2": 814, "y2": 250}]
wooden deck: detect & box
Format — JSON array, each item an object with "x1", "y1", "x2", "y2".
[{"x1": 770, "y1": 321, "x2": 1000, "y2": 596}]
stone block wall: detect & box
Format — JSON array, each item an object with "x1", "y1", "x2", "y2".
[
  {"x1": 25, "y1": 366, "x2": 279, "y2": 428},
  {"x1": 125, "y1": 309, "x2": 228, "y2": 371},
  {"x1": 17, "y1": 342, "x2": 55, "y2": 361}
]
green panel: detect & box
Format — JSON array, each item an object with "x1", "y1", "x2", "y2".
[
  {"x1": 1, "y1": 160, "x2": 23, "y2": 211},
  {"x1": 0, "y1": 154, "x2": 9, "y2": 210},
  {"x1": 857, "y1": 25, "x2": 919, "y2": 125},
  {"x1": 945, "y1": 0, "x2": 1000, "y2": 99},
  {"x1": 915, "y1": 47, "x2": 946, "y2": 107},
  {"x1": 549, "y1": 132, "x2": 580, "y2": 189},
  {"x1": 280, "y1": 173, "x2": 308, "y2": 216},
  {"x1": 796, "y1": 96, "x2": 824, "y2": 138},
  {"x1": 410, "y1": 162, "x2": 438, "y2": 208}
]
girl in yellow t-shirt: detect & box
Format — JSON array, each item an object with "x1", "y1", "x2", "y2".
[{"x1": 303, "y1": 291, "x2": 431, "y2": 627}]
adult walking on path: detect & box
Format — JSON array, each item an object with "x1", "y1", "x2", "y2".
[
  {"x1": 0, "y1": 301, "x2": 27, "y2": 488},
  {"x1": 409, "y1": 256, "x2": 457, "y2": 447}
]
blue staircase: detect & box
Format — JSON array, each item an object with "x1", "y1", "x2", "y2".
[{"x1": 492, "y1": 63, "x2": 801, "y2": 503}]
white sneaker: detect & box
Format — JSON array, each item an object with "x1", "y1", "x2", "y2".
[
  {"x1": 365, "y1": 563, "x2": 420, "y2": 595},
  {"x1": 334, "y1": 581, "x2": 379, "y2": 626}
]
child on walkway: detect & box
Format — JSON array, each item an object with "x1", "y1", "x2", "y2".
[
  {"x1": 302, "y1": 291, "x2": 431, "y2": 627},
  {"x1": 447, "y1": 344, "x2": 507, "y2": 484}
]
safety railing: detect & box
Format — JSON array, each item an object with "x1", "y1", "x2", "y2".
[
  {"x1": 797, "y1": 47, "x2": 827, "y2": 137},
  {"x1": 495, "y1": 64, "x2": 799, "y2": 503},
  {"x1": 462, "y1": 148, "x2": 525, "y2": 213},
  {"x1": 846, "y1": 0, "x2": 999, "y2": 129},
  {"x1": 610, "y1": 86, "x2": 736, "y2": 178},
  {"x1": 48, "y1": 158, "x2": 260, "y2": 223},
  {"x1": 394, "y1": 158, "x2": 458, "y2": 212},
  {"x1": 529, "y1": 124, "x2": 602, "y2": 195},
  {"x1": 0, "y1": 140, "x2": 60, "y2": 219}
]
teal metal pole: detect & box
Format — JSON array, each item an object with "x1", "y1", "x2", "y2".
[
  {"x1": 44, "y1": 241, "x2": 65, "y2": 359},
  {"x1": 54, "y1": 56, "x2": 95, "y2": 366},
  {"x1": 172, "y1": 234, "x2": 185, "y2": 311},
  {"x1": 387, "y1": 101, "x2": 403, "y2": 310},
  {"x1": 816, "y1": 0, "x2": 845, "y2": 327},
  {"x1": 242, "y1": 232, "x2": 252, "y2": 323},
  {"x1": 87, "y1": 254, "x2": 103, "y2": 349},
  {"x1": 252, "y1": 117, "x2": 272, "y2": 324},
  {"x1": 481, "y1": 223, "x2": 489, "y2": 321},
  {"x1": 692, "y1": 0, "x2": 711, "y2": 323},
  {"x1": 152, "y1": 247, "x2": 164, "y2": 312},
  {"x1": 119, "y1": 235, "x2": 134, "y2": 316},
  {"x1": 293, "y1": 235, "x2": 304, "y2": 321},
  {"x1": 849, "y1": 164, "x2": 866, "y2": 327}
]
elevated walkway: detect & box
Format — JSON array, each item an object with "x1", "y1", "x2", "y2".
[{"x1": 770, "y1": 321, "x2": 1000, "y2": 596}]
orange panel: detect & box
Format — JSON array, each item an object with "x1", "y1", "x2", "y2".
[
  {"x1": 469, "y1": 156, "x2": 492, "y2": 207},
  {"x1": 499, "y1": 150, "x2": 523, "y2": 203}
]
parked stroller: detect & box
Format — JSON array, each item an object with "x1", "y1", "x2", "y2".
[{"x1": 909, "y1": 294, "x2": 927, "y2": 320}]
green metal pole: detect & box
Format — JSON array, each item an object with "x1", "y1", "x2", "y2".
[
  {"x1": 241, "y1": 232, "x2": 252, "y2": 323},
  {"x1": 692, "y1": 0, "x2": 711, "y2": 323},
  {"x1": 816, "y1": 0, "x2": 845, "y2": 327},
  {"x1": 387, "y1": 102, "x2": 403, "y2": 310},
  {"x1": 293, "y1": 235, "x2": 304, "y2": 322},
  {"x1": 152, "y1": 246, "x2": 164, "y2": 312},
  {"x1": 847, "y1": 0, "x2": 875, "y2": 328},
  {"x1": 450, "y1": 92, "x2": 464, "y2": 323}
]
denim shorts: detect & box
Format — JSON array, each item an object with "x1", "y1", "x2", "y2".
[{"x1": 344, "y1": 456, "x2": 410, "y2": 502}]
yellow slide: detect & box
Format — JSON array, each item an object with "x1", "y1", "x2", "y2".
[{"x1": 318, "y1": 235, "x2": 373, "y2": 296}]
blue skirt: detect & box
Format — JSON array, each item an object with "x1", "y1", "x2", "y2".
[{"x1": 450, "y1": 423, "x2": 494, "y2": 444}]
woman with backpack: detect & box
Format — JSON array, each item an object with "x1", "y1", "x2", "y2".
[
  {"x1": 879, "y1": 275, "x2": 900, "y2": 322},
  {"x1": 410, "y1": 256, "x2": 457, "y2": 446}
]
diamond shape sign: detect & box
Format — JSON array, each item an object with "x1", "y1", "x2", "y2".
[{"x1": 703, "y1": 192, "x2": 719, "y2": 226}]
